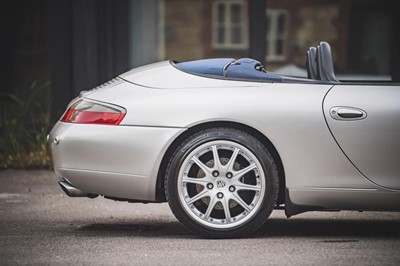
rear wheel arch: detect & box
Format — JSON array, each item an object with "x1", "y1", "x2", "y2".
[{"x1": 156, "y1": 121, "x2": 286, "y2": 205}]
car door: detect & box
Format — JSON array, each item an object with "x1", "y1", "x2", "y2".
[{"x1": 323, "y1": 84, "x2": 400, "y2": 189}]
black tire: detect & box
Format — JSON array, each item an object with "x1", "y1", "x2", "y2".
[{"x1": 165, "y1": 127, "x2": 279, "y2": 238}]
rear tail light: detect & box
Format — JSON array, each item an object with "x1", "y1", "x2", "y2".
[{"x1": 61, "y1": 100, "x2": 126, "y2": 125}]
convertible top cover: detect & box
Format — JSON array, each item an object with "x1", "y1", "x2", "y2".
[{"x1": 175, "y1": 58, "x2": 283, "y2": 82}]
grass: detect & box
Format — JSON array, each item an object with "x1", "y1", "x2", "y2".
[{"x1": 0, "y1": 81, "x2": 52, "y2": 169}]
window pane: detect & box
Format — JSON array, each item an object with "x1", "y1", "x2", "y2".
[
  {"x1": 217, "y1": 4, "x2": 225, "y2": 23},
  {"x1": 231, "y1": 26, "x2": 242, "y2": 44},
  {"x1": 217, "y1": 26, "x2": 225, "y2": 44},
  {"x1": 275, "y1": 39, "x2": 284, "y2": 55},
  {"x1": 266, "y1": 16, "x2": 271, "y2": 35},
  {"x1": 231, "y1": 4, "x2": 241, "y2": 23},
  {"x1": 277, "y1": 13, "x2": 286, "y2": 34}
]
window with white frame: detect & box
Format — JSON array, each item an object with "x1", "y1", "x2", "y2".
[
  {"x1": 266, "y1": 10, "x2": 288, "y2": 61},
  {"x1": 212, "y1": 0, "x2": 248, "y2": 49}
]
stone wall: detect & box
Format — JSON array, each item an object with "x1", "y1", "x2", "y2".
[{"x1": 165, "y1": 0, "x2": 207, "y2": 61}]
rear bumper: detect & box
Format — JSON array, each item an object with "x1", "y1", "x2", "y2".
[{"x1": 49, "y1": 121, "x2": 185, "y2": 201}]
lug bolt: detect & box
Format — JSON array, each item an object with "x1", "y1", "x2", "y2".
[
  {"x1": 217, "y1": 192, "x2": 223, "y2": 199},
  {"x1": 226, "y1": 172, "x2": 233, "y2": 179},
  {"x1": 212, "y1": 171, "x2": 219, "y2": 177},
  {"x1": 229, "y1": 186, "x2": 235, "y2": 192},
  {"x1": 207, "y1": 183, "x2": 214, "y2": 189}
]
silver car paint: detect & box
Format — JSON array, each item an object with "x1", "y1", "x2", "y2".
[
  {"x1": 50, "y1": 61, "x2": 400, "y2": 210},
  {"x1": 324, "y1": 85, "x2": 400, "y2": 190},
  {"x1": 50, "y1": 122, "x2": 185, "y2": 200}
]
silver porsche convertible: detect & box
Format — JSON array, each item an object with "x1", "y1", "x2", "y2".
[{"x1": 49, "y1": 42, "x2": 400, "y2": 238}]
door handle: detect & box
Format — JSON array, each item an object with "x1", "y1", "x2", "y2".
[
  {"x1": 330, "y1": 107, "x2": 367, "y2": 121},
  {"x1": 337, "y1": 108, "x2": 363, "y2": 118}
]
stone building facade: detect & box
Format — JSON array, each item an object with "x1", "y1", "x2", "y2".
[{"x1": 163, "y1": 0, "x2": 397, "y2": 75}]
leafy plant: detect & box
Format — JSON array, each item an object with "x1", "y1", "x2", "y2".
[{"x1": 0, "y1": 80, "x2": 52, "y2": 169}]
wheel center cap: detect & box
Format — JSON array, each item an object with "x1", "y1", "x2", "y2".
[{"x1": 216, "y1": 180, "x2": 226, "y2": 188}]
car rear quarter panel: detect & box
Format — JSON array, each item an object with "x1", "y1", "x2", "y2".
[{"x1": 88, "y1": 79, "x2": 378, "y2": 199}]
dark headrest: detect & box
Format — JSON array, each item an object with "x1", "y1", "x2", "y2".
[
  {"x1": 306, "y1": 47, "x2": 318, "y2": 79},
  {"x1": 317, "y1": 42, "x2": 339, "y2": 82}
]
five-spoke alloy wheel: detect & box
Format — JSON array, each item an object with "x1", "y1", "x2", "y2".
[{"x1": 165, "y1": 128, "x2": 279, "y2": 238}]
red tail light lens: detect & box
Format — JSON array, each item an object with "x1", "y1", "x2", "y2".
[{"x1": 61, "y1": 100, "x2": 126, "y2": 125}]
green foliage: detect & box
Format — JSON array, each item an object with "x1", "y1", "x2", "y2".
[{"x1": 0, "y1": 81, "x2": 52, "y2": 169}]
